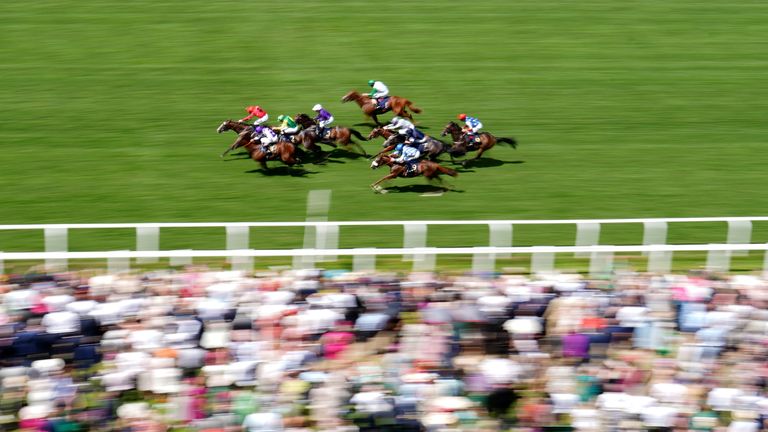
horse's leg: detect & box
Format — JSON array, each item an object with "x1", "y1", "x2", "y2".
[{"x1": 370, "y1": 173, "x2": 397, "y2": 193}]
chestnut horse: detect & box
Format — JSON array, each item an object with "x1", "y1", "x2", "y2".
[
  {"x1": 217, "y1": 119, "x2": 253, "y2": 157},
  {"x1": 293, "y1": 113, "x2": 369, "y2": 156},
  {"x1": 369, "y1": 153, "x2": 458, "y2": 193},
  {"x1": 441, "y1": 121, "x2": 517, "y2": 166},
  {"x1": 341, "y1": 91, "x2": 421, "y2": 126},
  {"x1": 242, "y1": 139, "x2": 300, "y2": 170},
  {"x1": 367, "y1": 127, "x2": 448, "y2": 161}
]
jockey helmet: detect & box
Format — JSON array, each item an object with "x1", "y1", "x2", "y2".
[
  {"x1": 312, "y1": 104, "x2": 322, "y2": 111},
  {"x1": 390, "y1": 116, "x2": 402, "y2": 124},
  {"x1": 395, "y1": 143, "x2": 404, "y2": 153},
  {"x1": 247, "y1": 106, "x2": 256, "y2": 111},
  {"x1": 368, "y1": 80, "x2": 375, "y2": 86},
  {"x1": 253, "y1": 126, "x2": 264, "y2": 134},
  {"x1": 277, "y1": 115, "x2": 286, "y2": 121},
  {"x1": 458, "y1": 113, "x2": 467, "y2": 121}
]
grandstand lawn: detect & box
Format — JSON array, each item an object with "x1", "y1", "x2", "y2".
[{"x1": 1, "y1": 0, "x2": 767, "y2": 256}]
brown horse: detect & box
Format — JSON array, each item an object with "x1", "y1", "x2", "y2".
[
  {"x1": 293, "y1": 113, "x2": 369, "y2": 156},
  {"x1": 242, "y1": 139, "x2": 300, "y2": 170},
  {"x1": 367, "y1": 127, "x2": 448, "y2": 161},
  {"x1": 441, "y1": 121, "x2": 517, "y2": 166},
  {"x1": 341, "y1": 91, "x2": 421, "y2": 126},
  {"x1": 218, "y1": 120, "x2": 254, "y2": 157},
  {"x1": 369, "y1": 153, "x2": 458, "y2": 193}
]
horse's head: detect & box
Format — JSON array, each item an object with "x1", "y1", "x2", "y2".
[
  {"x1": 341, "y1": 90, "x2": 359, "y2": 103},
  {"x1": 217, "y1": 120, "x2": 232, "y2": 134},
  {"x1": 441, "y1": 121, "x2": 459, "y2": 137},
  {"x1": 368, "y1": 127, "x2": 385, "y2": 140},
  {"x1": 294, "y1": 113, "x2": 315, "y2": 129},
  {"x1": 370, "y1": 154, "x2": 392, "y2": 170}
]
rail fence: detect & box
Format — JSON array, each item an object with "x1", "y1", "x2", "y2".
[{"x1": 1, "y1": 217, "x2": 767, "y2": 275}]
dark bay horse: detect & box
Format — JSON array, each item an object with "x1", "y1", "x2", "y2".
[
  {"x1": 369, "y1": 154, "x2": 458, "y2": 193},
  {"x1": 293, "y1": 113, "x2": 369, "y2": 156},
  {"x1": 368, "y1": 127, "x2": 447, "y2": 161},
  {"x1": 441, "y1": 121, "x2": 517, "y2": 166},
  {"x1": 341, "y1": 91, "x2": 421, "y2": 126},
  {"x1": 218, "y1": 120, "x2": 254, "y2": 158}
]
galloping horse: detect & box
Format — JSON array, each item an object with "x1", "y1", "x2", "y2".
[
  {"x1": 293, "y1": 113, "x2": 369, "y2": 156},
  {"x1": 369, "y1": 154, "x2": 458, "y2": 193},
  {"x1": 218, "y1": 120, "x2": 254, "y2": 158},
  {"x1": 441, "y1": 121, "x2": 517, "y2": 166},
  {"x1": 341, "y1": 91, "x2": 421, "y2": 126},
  {"x1": 368, "y1": 127, "x2": 448, "y2": 161},
  {"x1": 242, "y1": 139, "x2": 300, "y2": 170}
]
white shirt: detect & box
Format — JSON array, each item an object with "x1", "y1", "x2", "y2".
[
  {"x1": 4, "y1": 289, "x2": 36, "y2": 311},
  {"x1": 371, "y1": 81, "x2": 389, "y2": 98},
  {"x1": 41, "y1": 311, "x2": 80, "y2": 334}
]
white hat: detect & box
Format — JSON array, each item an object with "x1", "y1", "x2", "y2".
[
  {"x1": 313, "y1": 104, "x2": 322, "y2": 111},
  {"x1": 117, "y1": 402, "x2": 150, "y2": 419}
]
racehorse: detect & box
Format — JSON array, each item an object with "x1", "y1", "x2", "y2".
[
  {"x1": 369, "y1": 153, "x2": 458, "y2": 193},
  {"x1": 218, "y1": 120, "x2": 255, "y2": 158},
  {"x1": 441, "y1": 121, "x2": 517, "y2": 166},
  {"x1": 341, "y1": 91, "x2": 421, "y2": 126},
  {"x1": 368, "y1": 127, "x2": 447, "y2": 161},
  {"x1": 293, "y1": 113, "x2": 369, "y2": 156},
  {"x1": 242, "y1": 139, "x2": 300, "y2": 170}
]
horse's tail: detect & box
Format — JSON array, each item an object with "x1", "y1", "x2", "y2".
[
  {"x1": 436, "y1": 164, "x2": 458, "y2": 177},
  {"x1": 349, "y1": 128, "x2": 368, "y2": 141},
  {"x1": 407, "y1": 101, "x2": 422, "y2": 114},
  {"x1": 497, "y1": 137, "x2": 518, "y2": 149}
]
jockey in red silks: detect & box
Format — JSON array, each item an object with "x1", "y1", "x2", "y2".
[{"x1": 240, "y1": 105, "x2": 269, "y2": 126}]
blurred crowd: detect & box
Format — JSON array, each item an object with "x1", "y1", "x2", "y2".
[{"x1": 2, "y1": 266, "x2": 768, "y2": 431}]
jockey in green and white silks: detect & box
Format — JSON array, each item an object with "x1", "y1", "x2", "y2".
[
  {"x1": 276, "y1": 114, "x2": 299, "y2": 136},
  {"x1": 368, "y1": 80, "x2": 390, "y2": 110}
]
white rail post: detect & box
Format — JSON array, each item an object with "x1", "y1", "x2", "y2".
[
  {"x1": 0, "y1": 252, "x2": 4, "y2": 275},
  {"x1": 293, "y1": 252, "x2": 316, "y2": 270},
  {"x1": 411, "y1": 247, "x2": 436, "y2": 272},
  {"x1": 353, "y1": 249, "x2": 376, "y2": 273},
  {"x1": 108, "y1": 251, "x2": 130, "y2": 274},
  {"x1": 642, "y1": 222, "x2": 668, "y2": 256},
  {"x1": 488, "y1": 223, "x2": 512, "y2": 258},
  {"x1": 403, "y1": 224, "x2": 427, "y2": 262},
  {"x1": 727, "y1": 220, "x2": 752, "y2": 256},
  {"x1": 226, "y1": 226, "x2": 251, "y2": 271},
  {"x1": 530, "y1": 247, "x2": 555, "y2": 275},
  {"x1": 44, "y1": 227, "x2": 68, "y2": 271},
  {"x1": 170, "y1": 250, "x2": 193, "y2": 267},
  {"x1": 575, "y1": 222, "x2": 601, "y2": 258},
  {"x1": 706, "y1": 245, "x2": 731, "y2": 273},
  {"x1": 589, "y1": 250, "x2": 614, "y2": 278},
  {"x1": 647, "y1": 250, "x2": 672, "y2": 274},
  {"x1": 763, "y1": 245, "x2": 768, "y2": 277},
  {"x1": 136, "y1": 226, "x2": 159, "y2": 264},
  {"x1": 472, "y1": 248, "x2": 496, "y2": 273},
  {"x1": 304, "y1": 190, "x2": 333, "y2": 263}
]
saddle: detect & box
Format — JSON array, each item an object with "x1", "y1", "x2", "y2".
[
  {"x1": 402, "y1": 162, "x2": 420, "y2": 177},
  {"x1": 464, "y1": 133, "x2": 482, "y2": 150},
  {"x1": 375, "y1": 96, "x2": 390, "y2": 111}
]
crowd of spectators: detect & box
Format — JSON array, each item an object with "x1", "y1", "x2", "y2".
[{"x1": 1, "y1": 265, "x2": 768, "y2": 431}]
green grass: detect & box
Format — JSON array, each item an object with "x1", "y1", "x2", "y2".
[{"x1": 1, "y1": 0, "x2": 767, "y2": 259}]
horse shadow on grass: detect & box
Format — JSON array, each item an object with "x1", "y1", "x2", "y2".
[
  {"x1": 449, "y1": 157, "x2": 525, "y2": 168},
  {"x1": 380, "y1": 184, "x2": 464, "y2": 194},
  {"x1": 245, "y1": 166, "x2": 317, "y2": 177}
]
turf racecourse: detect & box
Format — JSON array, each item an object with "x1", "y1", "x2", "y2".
[{"x1": 1, "y1": 0, "x2": 767, "y2": 264}]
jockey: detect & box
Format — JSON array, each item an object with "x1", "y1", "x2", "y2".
[
  {"x1": 252, "y1": 125, "x2": 278, "y2": 152},
  {"x1": 275, "y1": 114, "x2": 299, "y2": 138},
  {"x1": 458, "y1": 113, "x2": 483, "y2": 143},
  {"x1": 383, "y1": 116, "x2": 413, "y2": 135},
  {"x1": 390, "y1": 143, "x2": 421, "y2": 173},
  {"x1": 367, "y1": 80, "x2": 390, "y2": 110},
  {"x1": 312, "y1": 104, "x2": 334, "y2": 139},
  {"x1": 403, "y1": 126, "x2": 429, "y2": 151},
  {"x1": 241, "y1": 105, "x2": 269, "y2": 126}
]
